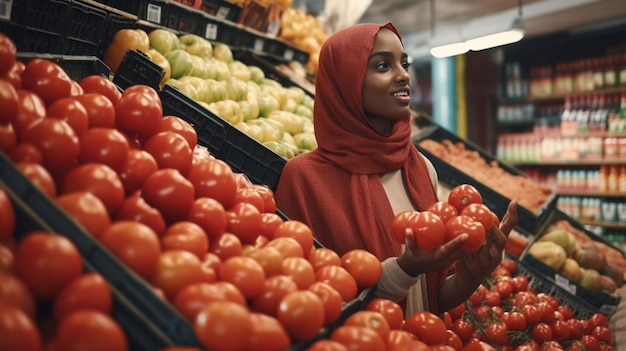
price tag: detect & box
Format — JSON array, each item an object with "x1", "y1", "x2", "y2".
[
  {"x1": 216, "y1": 6, "x2": 230, "y2": 19},
  {"x1": 283, "y1": 49, "x2": 294, "y2": 61},
  {"x1": 554, "y1": 274, "x2": 577, "y2": 295},
  {"x1": 205, "y1": 24, "x2": 218, "y2": 41},
  {"x1": 146, "y1": 4, "x2": 162, "y2": 24},
  {"x1": 254, "y1": 38, "x2": 264, "y2": 52},
  {"x1": 0, "y1": 0, "x2": 13, "y2": 21}
]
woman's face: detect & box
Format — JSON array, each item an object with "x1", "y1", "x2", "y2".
[{"x1": 362, "y1": 28, "x2": 411, "y2": 134}]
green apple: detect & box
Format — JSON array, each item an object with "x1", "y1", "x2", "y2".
[
  {"x1": 189, "y1": 55, "x2": 211, "y2": 79},
  {"x1": 202, "y1": 57, "x2": 217, "y2": 80},
  {"x1": 179, "y1": 76, "x2": 210, "y2": 103},
  {"x1": 293, "y1": 104, "x2": 313, "y2": 120},
  {"x1": 165, "y1": 49, "x2": 193, "y2": 79},
  {"x1": 149, "y1": 28, "x2": 180, "y2": 55},
  {"x1": 208, "y1": 100, "x2": 233, "y2": 123},
  {"x1": 267, "y1": 110, "x2": 304, "y2": 135},
  {"x1": 302, "y1": 94, "x2": 314, "y2": 110},
  {"x1": 281, "y1": 98, "x2": 297, "y2": 113},
  {"x1": 166, "y1": 78, "x2": 199, "y2": 101},
  {"x1": 211, "y1": 58, "x2": 230, "y2": 81},
  {"x1": 224, "y1": 99, "x2": 243, "y2": 125},
  {"x1": 286, "y1": 86, "x2": 306, "y2": 104},
  {"x1": 246, "y1": 80, "x2": 262, "y2": 97},
  {"x1": 248, "y1": 118, "x2": 284, "y2": 143},
  {"x1": 293, "y1": 132, "x2": 317, "y2": 151},
  {"x1": 224, "y1": 77, "x2": 248, "y2": 101},
  {"x1": 302, "y1": 118, "x2": 314, "y2": 134},
  {"x1": 179, "y1": 34, "x2": 213, "y2": 58},
  {"x1": 245, "y1": 93, "x2": 260, "y2": 121},
  {"x1": 258, "y1": 95, "x2": 280, "y2": 117},
  {"x1": 228, "y1": 60, "x2": 251, "y2": 81},
  {"x1": 213, "y1": 43, "x2": 233, "y2": 63},
  {"x1": 248, "y1": 65, "x2": 265, "y2": 85}
]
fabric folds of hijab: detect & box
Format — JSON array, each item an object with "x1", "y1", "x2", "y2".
[{"x1": 274, "y1": 23, "x2": 447, "y2": 314}]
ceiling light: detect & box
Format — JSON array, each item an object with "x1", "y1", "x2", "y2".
[
  {"x1": 466, "y1": 17, "x2": 524, "y2": 51},
  {"x1": 430, "y1": 42, "x2": 469, "y2": 58}
]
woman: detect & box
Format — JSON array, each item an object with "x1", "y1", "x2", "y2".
[{"x1": 274, "y1": 22, "x2": 517, "y2": 317}]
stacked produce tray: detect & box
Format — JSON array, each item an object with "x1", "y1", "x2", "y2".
[
  {"x1": 112, "y1": 49, "x2": 164, "y2": 90},
  {"x1": 520, "y1": 209, "x2": 623, "y2": 316},
  {"x1": 509, "y1": 253, "x2": 599, "y2": 319},
  {"x1": 159, "y1": 84, "x2": 287, "y2": 190},
  {"x1": 0, "y1": 152, "x2": 203, "y2": 348},
  {"x1": 16, "y1": 52, "x2": 111, "y2": 82},
  {"x1": 412, "y1": 124, "x2": 558, "y2": 234}
]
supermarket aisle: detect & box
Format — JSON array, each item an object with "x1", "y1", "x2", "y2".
[{"x1": 611, "y1": 285, "x2": 626, "y2": 350}]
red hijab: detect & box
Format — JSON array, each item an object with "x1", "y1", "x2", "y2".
[{"x1": 275, "y1": 23, "x2": 447, "y2": 313}]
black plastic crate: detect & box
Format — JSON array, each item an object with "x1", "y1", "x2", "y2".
[
  {"x1": 214, "y1": 20, "x2": 247, "y2": 46},
  {"x1": 20, "y1": 26, "x2": 66, "y2": 54},
  {"x1": 142, "y1": 0, "x2": 206, "y2": 36},
  {"x1": 195, "y1": 0, "x2": 241, "y2": 22},
  {"x1": 98, "y1": 12, "x2": 140, "y2": 57},
  {"x1": 412, "y1": 124, "x2": 558, "y2": 234},
  {"x1": 0, "y1": 20, "x2": 23, "y2": 46},
  {"x1": 64, "y1": 0, "x2": 109, "y2": 56},
  {"x1": 0, "y1": 152, "x2": 204, "y2": 348},
  {"x1": 16, "y1": 52, "x2": 111, "y2": 82},
  {"x1": 10, "y1": 0, "x2": 70, "y2": 34},
  {"x1": 159, "y1": 84, "x2": 287, "y2": 190},
  {"x1": 112, "y1": 49, "x2": 164, "y2": 90},
  {"x1": 509, "y1": 253, "x2": 597, "y2": 320}
]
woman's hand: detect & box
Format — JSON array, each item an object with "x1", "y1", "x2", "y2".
[
  {"x1": 460, "y1": 201, "x2": 518, "y2": 278},
  {"x1": 396, "y1": 227, "x2": 467, "y2": 277}
]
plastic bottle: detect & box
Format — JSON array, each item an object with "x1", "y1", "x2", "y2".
[
  {"x1": 608, "y1": 165, "x2": 619, "y2": 193},
  {"x1": 619, "y1": 165, "x2": 626, "y2": 193},
  {"x1": 598, "y1": 165, "x2": 608, "y2": 192}
]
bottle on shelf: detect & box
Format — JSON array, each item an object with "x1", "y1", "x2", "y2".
[
  {"x1": 619, "y1": 165, "x2": 626, "y2": 193},
  {"x1": 599, "y1": 165, "x2": 608, "y2": 192},
  {"x1": 608, "y1": 165, "x2": 619, "y2": 193}
]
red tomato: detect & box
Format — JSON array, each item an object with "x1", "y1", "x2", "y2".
[
  {"x1": 445, "y1": 215, "x2": 486, "y2": 252},
  {"x1": 61, "y1": 163, "x2": 125, "y2": 215},
  {"x1": 281, "y1": 256, "x2": 315, "y2": 289},
  {"x1": 364, "y1": 298, "x2": 404, "y2": 331},
  {"x1": 460, "y1": 203, "x2": 496, "y2": 230},
  {"x1": 0, "y1": 272, "x2": 37, "y2": 318},
  {"x1": 46, "y1": 97, "x2": 89, "y2": 136},
  {"x1": 0, "y1": 187, "x2": 16, "y2": 242},
  {"x1": 308, "y1": 247, "x2": 341, "y2": 272},
  {"x1": 99, "y1": 221, "x2": 161, "y2": 281},
  {"x1": 194, "y1": 300, "x2": 252, "y2": 351},
  {"x1": 463, "y1": 340, "x2": 497, "y2": 351},
  {"x1": 54, "y1": 309, "x2": 127, "y2": 351},
  {"x1": 315, "y1": 265, "x2": 358, "y2": 302},
  {"x1": 219, "y1": 256, "x2": 266, "y2": 299},
  {"x1": 186, "y1": 197, "x2": 227, "y2": 241},
  {"x1": 340, "y1": 249, "x2": 382, "y2": 290},
  {"x1": 591, "y1": 326, "x2": 612, "y2": 344},
  {"x1": 77, "y1": 128, "x2": 130, "y2": 171},
  {"x1": 344, "y1": 310, "x2": 391, "y2": 342},
  {"x1": 531, "y1": 323, "x2": 553, "y2": 344},
  {"x1": 391, "y1": 210, "x2": 416, "y2": 244},
  {"x1": 446, "y1": 329, "x2": 464, "y2": 351},
  {"x1": 330, "y1": 325, "x2": 386, "y2": 351},
  {"x1": 512, "y1": 275, "x2": 529, "y2": 292},
  {"x1": 187, "y1": 158, "x2": 237, "y2": 208},
  {"x1": 387, "y1": 330, "x2": 419, "y2": 350},
  {"x1": 0, "y1": 123, "x2": 16, "y2": 154},
  {"x1": 117, "y1": 148, "x2": 158, "y2": 196},
  {"x1": 226, "y1": 202, "x2": 262, "y2": 244},
  {"x1": 115, "y1": 89, "x2": 162, "y2": 140},
  {"x1": 74, "y1": 93, "x2": 116, "y2": 128},
  {"x1": 141, "y1": 168, "x2": 195, "y2": 224},
  {"x1": 427, "y1": 201, "x2": 459, "y2": 224},
  {"x1": 152, "y1": 250, "x2": 213, "y2": 299},
  {"x1": 0, "y1": 78, "x2": 19, "y2": 125},
  {"x1": 79, "y1": 75, "x2": 122, "y2": 106},
  {"x1": 413, "y1": 211, "x2": 446, "y2": 250},
  {"x1": 8, "y1": 143, "x2": 43, "y2": 164},
  {"x1": 143, "y1": 131, "x2": 193, "y2": 176},
  {"x1": 581, "y1": 335, "x2": 601, "y2": 351},
  {"x1": 403, "y1": 311, "x2": 447, "y2": 345},
  {"x1": 16, "y1": 161, "x2": 57, "y2": 198},
  {"x1": 209, "y1": 232, "x2": 243, "y2": 260},
  {"x1": 173, "y1": 281, "x2": 246, "y2": 322},
  {"x1": 13, "y1": 89, "x2": 46, "y2": 136},
  {"x1": 55, "y1": 191, "x2": 111, "y2": 239},
  {"x1": 483, "y1": 322, "x2": 506, "y2": 345},
  {"x1": 3, "y1": 60, "x2": 23, "y2": 90},
  {"x1": 248, "y1": 312, "x2": 291, "y2": 351},
  {"x1": 259, "y1": 212, "x2": 284, "y2": 240},
  {"x1": 448, "y1": 184, "x2": 483, "y2": 212},
  {"x1": 123, "y1": 85, "x2": 162, "y2": 109},
  {"x1": 277, "y1": 290, "x2": 325, "y2": 342},
  {"x1": 0, "y1": 305, "x2": 43, "y2": 351},
  {"x1": 551, "y1": 319, "x2": 570, "y2": 342},
  {"x1": 493, "y1": 280, "x2": 514, "y2": 299},
  {"x1": 53, "y1": 272, "x2": 112, "y2": 321},
  {"x1": 114, "y1": 192, "x2": 166, "y2": 237},
  {"x1": 556, "y1": 305, "x2": 574, "y2": 321},
  {"x1": 452, "y1": 318, "x2": 476, "y2": 342},
  {"x1": 247, "y1": 246, "x2": 283, "y2": 277},
  {"x1": 232, "y1": 187, "x2": 265, "y2": 213},
  {"x1": 502, "y1": 311, "x2": 527, "y2": 331},
  {"x1": 21, "y1": 118, "x2": 80, "y2": 176},
  {"x1": 587, "y1": 312, "x2": 609, "y2": 329},
  {"x1": 157, "y1": 115, "x2": 197, "y2": 149},
  {"x1": 161, "y1": 221, "x2": 208, "y2": 259},
  {"x1": 14, "y1": 232, "x2": 83, "y2": 301},
  {"x1": 21, "y1": 58, "x2": 72, "y2": 106},
  {"x1": 250, "y1": 274, "x2": 298, "y2": 316},
  {"x1": 0, "y1": 33, "x2": 16, "y2": 77},
  {"x1": 272, "y1": 220, "x2": 313, "y2": 256},
  {"x1": 308, "y1": 281, "x2": 343, "y2": 325},
  {"x1": 252, "y1": 184, "x2": 277, "y2": 214}
]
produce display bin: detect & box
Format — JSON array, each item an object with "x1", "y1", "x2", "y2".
[
  {"x1": 112, "y1": 49, "x2": 164, "y2": 90},
  {"x1": 142, "y1": 0, "x2": 207, "y2": 36},
  {"x1": 0, "y1": 152, "x2": 204, "y2": 348},
  {"x1": 64, "y1": 0, "x2": 109, "y2": 56},
  {"x1": 520, "y1": 208, "x2": 623, "y2": 316},
  {"x1": 412, "y1": 124, "x2": 558, "y2": 234},
  {"x1": 16, "y1": 52, "x2": 111, "y2": 82},
  {"x1": 508, "y1": 253, "x2": 599, "y2": 319},
  {"x1": 197, "y1": 0, "x2": 243, "y2": 23},
  {"x1": 159, "y1": 84, "x2": 287, "y2": 190}
]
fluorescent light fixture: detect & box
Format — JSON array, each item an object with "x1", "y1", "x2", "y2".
[
  {"x1": 430, "y1": 42, "x2": 469, "y2": 58},
  {"x1": 466, "y1": 17, "x2": 524, "y2": 51}
]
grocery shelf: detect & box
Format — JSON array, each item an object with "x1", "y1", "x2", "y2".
[
  {"x1": 558, "y1": 190, "x2": 626, "y2": 198},
  {"x1": 579, "y1": 220, "x2": 626, "y2": 230},
  {"x1": 511, "y1": 159, "x2": 626, "y2": 166}
]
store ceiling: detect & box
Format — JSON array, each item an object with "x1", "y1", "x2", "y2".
[{"x1": 357, "y1": 0, "x2": 626, "y2": 59}]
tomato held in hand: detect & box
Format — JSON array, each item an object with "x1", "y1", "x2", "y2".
[
  {"x1": 448, "y1": 184, "x2": 483, "y2": 212},
  {"x1": 445, "y1": 215, "x2": 486, "y2": 252},
  {"x1": 460, "y1": 203, "x2": 497, "y2": 231},
  {"x1": 427, "y1": 201, "x2": 458, "y2": 224}
]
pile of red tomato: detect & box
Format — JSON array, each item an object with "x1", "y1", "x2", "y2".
[{"x1": 392, "y1": 184, "x2": 498, "y2": 252}]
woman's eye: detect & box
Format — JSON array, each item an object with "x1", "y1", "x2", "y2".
[
  {"x1": 402, "y1": 62, "x2": 410, "y2": 70},
  {"x1": 376, "y1": 62, "x2": 390, "y2": 69}
]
